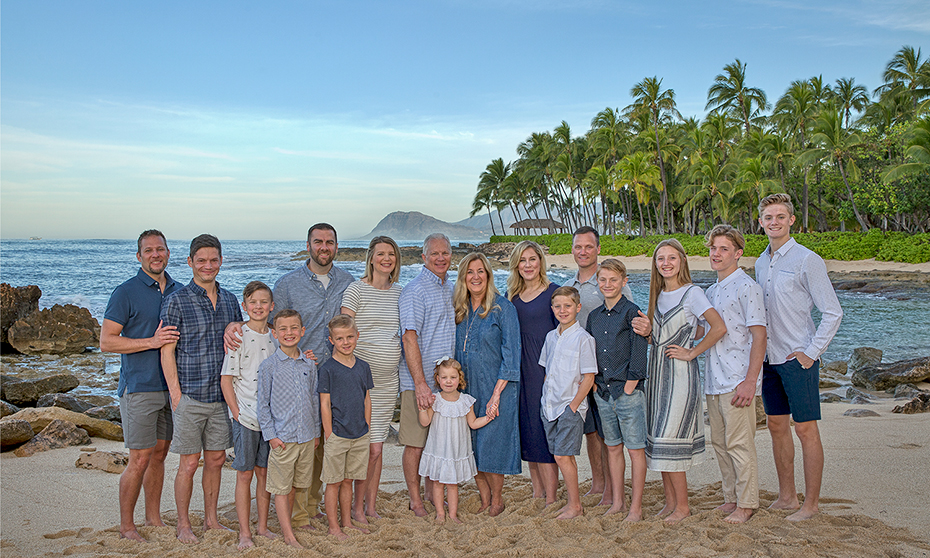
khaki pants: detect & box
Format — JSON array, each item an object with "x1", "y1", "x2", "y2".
[
  {"x1": 706, "y1": 392, "x2": 759, "y2": 509},
  {"x1": 291, "y1": 442, "x2": 325, "y2": 526}
]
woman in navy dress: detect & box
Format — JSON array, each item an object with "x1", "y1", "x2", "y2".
[
  {"x1": 454, "y1": 252, "x2": 521, "y2": 517},
  {"x1": 506, "y1": 241, "x2": 560, "y2": 505}
]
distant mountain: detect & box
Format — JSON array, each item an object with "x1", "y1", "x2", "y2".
[
  {"x1": 358, "y1": 211, "x2": 487, "y2": 242},
  {"x1": 454, "y1": 205, "x2": 539, "y2": 236}
]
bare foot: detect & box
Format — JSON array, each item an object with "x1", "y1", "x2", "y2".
[
  {"x1": 297, "y1": 523, "x2": 317, "y2": 531},
  {"x1": 604, "y1": 503, "x2": 628, "y2": 516},
  {"x1": 237, "y1": 536, "x2": 254, "y2": 550},
  {"x1": 312, "y1": 512, "x2": 326, "y2": 519},
  {"x1": 347, "y1": 523, "x2": 370, "y2": 534},
  {"x1": 328, "y1": 527, "x2": 349, "y2": 541},
  {"x1": 256, "y1": 529, "x2": 279, "y2": 540},
  {"x1": 768, "y1": 497, "x2": 800, "y2": 511},
  {"x1": 351, "y1": 510, "x2": 370, "y2": 525},
  {"x1": 624, "y1": 510, "x2": 643, "y2": 522},
  {"x1": 786, "y1": 507, "x2": 818, "y2": 522},
  {"x1": 556, "y1": 506, "x2": 584, "y2": 520},
  {"x1": 477, "y1": 501, "x2": 490, "y2": 513},
  {"x1": 283, "y1": 536, "x2": 304, "y2": 548},
  {"x1": 489, "y1": 503, "x2": 505, "y2": 517},
  {"x1": 655, "y1": 504, "x2": 675, "y2": 517},
  {"x1": 597, "y1": 496, "x2": 613, "y2": 507},
  {"x1": 724, "y1": 507, "x2": 754, "y2": 524},
  {"x1": 203, "y1": 522, "x2": 234, "y2": 534},
  {"x1": 119, "y1": 530, "x2": 146, "y2": 542},
  {"x1": 409, "y1": 503, "x2": 428, "y2": 517},
  {"x1": 434, "y1": 515, "x2": 446, "y2": 525},
  {"x1": 584, "y1": 486, "x2": 605, "y2": 497},
  {"x1": 176, "y1": 526, "x2": 198, "y2": 544},
  {"x1": 716, "y1": 502, "x2": 738, "y2": 513},
  {"x1": 450, "y1": 515, "x2": 463, "y2": 524},
  {"x1": 664, "y1": 509, "x2": 691, "y2": 524},
  {"x1": 365, "y1": 508, "x2": 382, "y2": 519},
  {"x1": 144, "y1": 518, "x2": 167, "y2": 528}
]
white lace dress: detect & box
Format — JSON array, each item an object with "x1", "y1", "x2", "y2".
[{"x1": 418, "y1": 393, "x2": 478, "y2": 484}]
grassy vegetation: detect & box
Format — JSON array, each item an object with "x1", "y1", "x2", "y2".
[{"x1": 489, "y1": 230, "x2": 930, "y2": 263}]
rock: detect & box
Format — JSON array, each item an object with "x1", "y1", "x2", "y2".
[
  {"x1": 0, "y1": 418, "x2": 35, "y2": 448},
  {"x1": 892, "y1": 383, "x2": 925, "y2": 399},
  {"x1": 843, "y1": 409, "x2": 880, "y2": 418},
  {"x1": 78, "y1": 395, "x2": 116, "y2": 407},
  {"x1": 820, "y1": 393, "x2": 842, "y2": 403},
  {"x1": 7, "y1": 406, "x2": 123, "y2": 441},
  {"x1": 85, "y1": 404, "x2": 121, "y2": 423},
  {"x1": 845, "y1": 387, "x2": 869, "y2": 400},
  {"x1": 14, "y1": 419, "x2": 90, "y2": 457},
  {"x1": 36, "y1": 393, "x2": 94, "y2": 413},
  {"x1": 822, "y1": 360, "x2": 848, "y2": 376},
  {"x1": 75, "y1": 450, "x2": 128, "y2": 473},
  {"x1": 851, "y1": 357, "x2": 930, "y2": 391},
  {"x1": 7, "y1": 304, "x2": 99, "y2": 355},
  {"x1": 819, "y1": 378, "x2": 842, "y2": 389},
  {"x1": 1, "y1": 374, "x2": 80, "y2": 407},
  {"x1": 79, "y1": 446, "x2": 96, "y2": 452},
  {"x1": 892, "y1": 394, "x2": 930, "y2": 414},
  {"x1": 848, "y1": 347, "x2": 883, "y2": 373},
  {"x1": 1, "y1": 284, "x2": 42, "y2": 346},
  {"x1": 850, "y1": 395, "x2": 875, "y2": 405},
  {"x1": 1, "y1": 400, "x2": 20, "y2": 418}
]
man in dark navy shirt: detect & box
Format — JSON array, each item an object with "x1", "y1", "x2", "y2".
[{"x1": 101, "y1": 230, "x2": 180, "y2": 542}]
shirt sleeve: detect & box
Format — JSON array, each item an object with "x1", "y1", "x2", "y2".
[
  {"x1": 627, "y1": 305, "x2": 649, "y2": 381},
  {"x1": 398, "y1": 284, "x2": 425, "y2": 336},
  {"x1": 363, "y1": 361, "x2": 374, "y2": 390},
  {"x1": 257, "y1": 360, "x2": 275, "y2": 441},
  {"x1": 742, "y1": 281, "x2": 768, "y2": 328},
  {"x1": 221, "y1": 346, "x2": 242, "y2": 378},
  {"x1": 159, "y1": 293, "x2": 182, "y2": 330},
  {"x1": 685, "y1": 287, "x2": 714, "y2": 324},
  {"x1": 103, "y1": 285, "x2": 130, "y2": 326},
  {"x1": 579, "y1": 334, "x2": 598, "y2": 376},
  {"x1": 802, "y1": 254, "x2": 843, "y2": 359},
  {"x1": 317, "y1": 362, "x2": 332, "y2": 394},
  {"x1": 341, "y1": 282, "x2": 362, "y2": 313},
  {"x1": 497, "y1": 301, "x2": 521, "y2": 382}
]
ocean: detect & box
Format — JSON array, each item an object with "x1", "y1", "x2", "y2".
[{"x1": 2, "y1": 238, "x2": 928, "y2": 377}]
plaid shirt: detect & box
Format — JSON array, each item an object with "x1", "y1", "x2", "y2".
[
  {"x1": 257, "y1": 348, "x2": 321, "y2": 444},
  {"x1": 160, "y1": 280, "x2": 242, "y2": 403}
]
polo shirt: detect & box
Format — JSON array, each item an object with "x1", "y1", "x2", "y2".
[
  {"x1": 318, "y1": 357, "x2": 374, "y2": 439},
  {"x1": 104, "y1": 268, "x2": 180, "y2": 396},
  {"x1": 585, "y1": 297, "x2": 649, "y2": 400}
]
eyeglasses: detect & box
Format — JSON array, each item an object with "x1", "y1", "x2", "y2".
[{"x1": 434, "y1": 356, "x2": 453, "y2": 366}]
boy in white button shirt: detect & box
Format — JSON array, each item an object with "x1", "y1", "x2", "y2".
[
  {"x1": 538, "y1": 286, "x2": 597, "y2": 520},
  {"x1": 703, "y1": 226, "x2": 767, "y2": 524},
  {"x1": 756, "y1": 193, "x2": 842, "y2": 522}
]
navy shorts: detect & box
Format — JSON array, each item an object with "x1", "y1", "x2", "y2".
[
  {"x1": 761, "y1": 359, "x2": 821, "y2": 423},
  {"x1": 231, "y1": 419, "x2": 270, "y2": 471},
  {"x1": 582, "y1": 391, "x2": 604, "y2": 438}
]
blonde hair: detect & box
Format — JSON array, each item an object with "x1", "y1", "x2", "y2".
[
  {"x1": 758, "y1": 193, "x2": 795, "y2": 217},
  {"x1": 647, "y1": 239, "x2": 692, "y2": 322},
  {"x1": 453, "y1": 252, "x2": 500, "y2": 324},
  {"x1": 327, "y1": 314, "x2": 357, "y2": 334},
  {"x1": 506, "y1": 240, "x2": 550, "y2": 300},
  {"x1": 705, "y1": 224, "x2": 746, "y2": 252},
  {"x1": 551, "y1": 285, "x2": 581, "y2": 305},
  {"x1": 362, "y1": 236, "x2": 401, "y2": 283},
  {"x1": 433, "y1": 357, "x2": 466, "y2": 390},
  {"x1": 597, "y1": 258, "x2": 627, "y2": 279}
]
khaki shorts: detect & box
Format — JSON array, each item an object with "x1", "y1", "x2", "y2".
[
  {"x1": 398, "y1": 390, "x2": 429, "y2": 447},
  {"x1": 322, "y1": 432, "x2": 370, "y2": 484},
  {"x1": 266, "y1": 440, "x2": 316, "y2": 495}
]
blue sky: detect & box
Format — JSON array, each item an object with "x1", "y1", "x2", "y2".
[{"x1": 2, "y1": 0, "x2": 927, "y2": 240}]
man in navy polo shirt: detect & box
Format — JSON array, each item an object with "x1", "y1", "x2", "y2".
[{"x1": 101, "y1": 229, "x2": 181, "y2": 542}]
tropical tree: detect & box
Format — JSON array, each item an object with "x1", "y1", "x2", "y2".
[
  {"x1": 875, "y1": 46, "x2": 930, "y2": 114},
  {"x1": 705, "y1": 58, "x2": 770, "y2": 135},
  {"x1": 833, "y1": 77, "x2": 870, "y2": 129},
  {"x1": 883, "y1": 116, "x2": 930, "y2": 182},
  {"x1": 616, "y1": 151, "x2": 662, "y2": 236},
  {"x1": 477, "y1": 158, "x2": 511, "y2": 233}
]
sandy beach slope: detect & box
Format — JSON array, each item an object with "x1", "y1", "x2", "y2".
[{"x1": 2, "y1": 395, "x2": 928, "y2": 557}]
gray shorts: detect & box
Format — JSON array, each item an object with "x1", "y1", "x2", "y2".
[
  {"x1": 231, "y1": 419, "x2": 269, "y2": 471},
  {"x1": 542, "y1": 406, "x2": 585, "y2": 457},
  {"x1": 170, "y1": 394, "x2": 232, "y2": 455},
  {"x1": 119, "y1": 391, "x2": 173, "y2": 450}
]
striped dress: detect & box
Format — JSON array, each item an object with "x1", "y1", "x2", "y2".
[
  {"x1": 341, "y1": 280, "x2": 402, "y2": 443},
  {"x1": 645, "y1": 285, "x2": 707, "y2": 472}
]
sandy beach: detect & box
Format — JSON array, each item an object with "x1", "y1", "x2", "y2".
[{"x1": 2, "y1": 393, "x2": 929, "y2": 557}]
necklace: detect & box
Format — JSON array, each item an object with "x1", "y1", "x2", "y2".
[{"x1": 462, "y1": 306, "x2": 480, "y2": 353}]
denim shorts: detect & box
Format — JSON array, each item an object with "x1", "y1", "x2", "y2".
[
  {"x1": 542, "y1": 406, "x2": 584, "y2": 457},
  {"x1": 761, "y1": 359, "x2": 821, "y2": 423},
  {"x1": 593, "y1": 389, "x2": 647, "y2": 450},
  {"x1": 231, "y1": 419, "x2": 269, "y2": 471}
]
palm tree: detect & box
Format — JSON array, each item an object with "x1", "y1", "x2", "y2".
[
  {"x1": 616, "y1": 151, "x2": 662, "y2": 236},
  {"x1": 773, "y1": 80, "x2": 818, "y2": 231},
  {"x1": 470, "y1": 186, "x2": 497, "y2": 236},
  {"x1": 833, "y1": 77, "x2": 870, "y2": 128},
  {"x1": 875, "y1": 46, "x2": 930, "y2": 114},
  {"x1": 706, "y1": 58, "x2": 770, "y2": 136},
  {"x1": 684, "y1": 151, "x2": 739, "y2": 226},
  {"x1": 882, "y1": 116, "x2": 930, "y2": 182},
  {"x1": 477, "y1": 158, "x2": 511, "y2": 234}
]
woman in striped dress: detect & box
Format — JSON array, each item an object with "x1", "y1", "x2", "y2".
[
  {"x1": 645, "y1": 239, "x2": 726, "y2": 523},
  {"x1": 341, "y1": 235, "x2": 403, "y2": 521}
]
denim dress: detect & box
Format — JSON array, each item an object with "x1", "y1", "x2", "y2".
[{"x1": 455, "y1": 294, "x2": 522, "y2": 475}]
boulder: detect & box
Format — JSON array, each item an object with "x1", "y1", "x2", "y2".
[
  {"x1": 850, "y1": 395, "x2": 875, "y2": 405},
  {"x1": 845, "y1": 387, "x2": 869, "y2": 400},
  {"x1": 848, "y1": 347, "x2": 883, "y2": 373},
  {"x1": 85, "y1": 404, "x2": 121, "y2": 423},
  {"x1": 36, "y1": 393, "x2": 94, "y2": 413},
  {"x1": 14, "y1": 419, "x2": 90, "y2": 457},
  {"x1": 7, "y1": 304, "x2": 99, "y2": 355},
  {"x1": 819, "y1": 378, "x2": 842, "y2": 389},
  {"x1": 820, "y1": 393, "x2": 842, "y2": 403},
  {"x1": 7, "y1": 406, "x2": 123, "y2": 441},
  {"x1": 0, "y1": 418, "x2": 35, "y2": 448},
  {"x1": 892, "y1": 383, "x2": 925, "y2": 400},
  {"x1": 843, "y1": 409, "x2": 880, "y2": 418},
  {"x1": 851, "y1": 357, "x2": 930, "y2": 391},
  {"x1": 822, "y1": 360, "x2": 848, "y2": 377},
  {"x1": 1, "y1": 284, "x2": 42, "y2": 346},
  {"x1": 0, "y1": 374, "x2": 80, "y2": 407},
  {"x1": 75, "y1": 450, "x2": 128, "y2": 474},
  {"x1": 892, "y1": 394, "x2": 930, "y2": 414},
  {"x1": 1, "y1": 400, "x2": 20, "y2": 418}
]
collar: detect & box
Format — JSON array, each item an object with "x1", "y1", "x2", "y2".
[
  {"x1": 420, "y1": 266, "x2": 448, "y2": 286},
  {"x1": 136, "y1": 268, "x2": 175, "y2": 290},
  {"x1": 716, "y1": 267, "x2": 746, "y2": 289},
  {"x1": 557, "y1": 321, "x2": 581, "y2": 337},
  {"x1": 765, "y1": 237, "x2": 797, "y2": 259},
  {"x1": 273, "y1": 347, "x2": 309, "y2": 362},
  {"x1": 570, "y1": 269, "x2": 598, "y2": 286},
  {"x1": 599, "y1": 297, "x2": 630, "y2": 313},
  {"x1": 186, "y1": 279, "x2": 220, "y2": 296}
]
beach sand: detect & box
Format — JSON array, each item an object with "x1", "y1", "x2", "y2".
[
  {"x1": 2, "y1": 394, "x2": 929, "y2": 557},
  {"x1": 544, "y1": 254, "x2": 930, "y2": 274}
]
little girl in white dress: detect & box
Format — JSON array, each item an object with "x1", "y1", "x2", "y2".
[{"x1": 418, "y1": 357, "x2": 494, "y2": 523}]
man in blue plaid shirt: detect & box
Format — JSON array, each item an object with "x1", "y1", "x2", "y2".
[{"x1": 160, "y1": 234, "x2": 242, "y2": 544}]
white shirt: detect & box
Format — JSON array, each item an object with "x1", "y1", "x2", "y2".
[
  {"x1": 703, "y1": 269, "x2": 767, "y2": 395},
  {"x1": 755, "y1": 238, "x2": 843, "y2": 365},
  {"x1": 538, "y1": 321, "x2": 598, "y2": 422},
  {"x1": 656, "y1": 285, "x2": 713, "y2": 330},
  {"x1": 221, "y1": 324, "x2": 275, "y2": 431}
]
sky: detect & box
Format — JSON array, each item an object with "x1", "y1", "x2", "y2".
[{"x1": 1, "y1": 0, "x2": 927, "y2": 241}]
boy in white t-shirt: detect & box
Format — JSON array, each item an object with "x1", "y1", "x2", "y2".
[
  {"x1": 703, "y1": 225, "x2": 767, "y2": 524},
  {"x1": 221, "y1": 281, "x2": 277, "y2": 549},
  {"x1": 539, "y1": 286, "x2": 597, "y2": 520}
]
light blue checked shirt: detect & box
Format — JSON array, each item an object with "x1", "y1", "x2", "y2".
[
  {"x1": 257, "y1": 348, "x2": 320, "y2": 444},
  {"x1": 398, "y1": 267, "x2": 455, "y2": 392}
]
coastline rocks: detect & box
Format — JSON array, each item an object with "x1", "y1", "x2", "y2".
[
  {"x1": 819, "y1": 378, "x2": 842, "y2": 389},
  {"x1": 85, "y1": 404, "x2": 121, "y2": 423},
  {"x1": 848, "y1": 348, "x2": 883, "y2": 373},
  {"x1": 36, "y1": 393, "x2": 94, "y2": 413},
  {"x1": 1, "y1": 284, "x2": 42, "y2": 346},
  {"x1": 7, "y1": 406, "x2": 123, "y2": 441},
  {"x1": 7, "y1": 304, "x2": 99, "y2": 355},
  {"x1": 843, "y1": 409, "x2": 880, "y2": 418},
  {"x1": 75, "y1": 450, "x2": 128, "y2": 474},
  {"x1": 892, "y1": 394, "x2": 930, "y2": 414},
  {"x1": 850, "y1": 395, "x2": 875, "y2": 405},
  {"x1": 822, "y1": 360, "x2": 848, "y2": 376},
  {"x1": 851, "y1": 357, "x2": 930, "y2": 391},
  {"x1": 820, "y1": 393, "x2": 842, "y2": 403},
  {"x1": 892, "y1": 383, "x2": 926, "y2": 400},
  {"x1": 0, "y1": 374, "x2": 79, "y2": 406},
  {"x1": 13, "y1": 419, "x2": 90, "y2": 457},
  {"x1": 845, "y1": 387, "x2": 869, "y2": 400},
  {"x1": 1, "y1": 400, "x2": 20, "y2": 417},
  {"x1": 0, "y1": 418, "x2": 36, "y2": 448}
]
